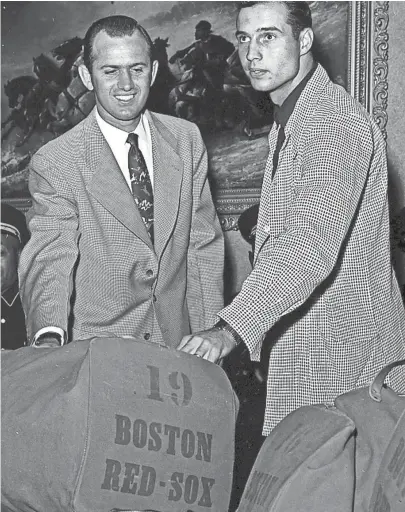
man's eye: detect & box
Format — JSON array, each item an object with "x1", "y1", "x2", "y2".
[
  {"x1": 104, "y1": 69, "x2": 116, "y2": 75},
  {"x1": 237, "y1": 35, "x2": 250, "y2": 44},
  {"x1": 131, "y1": 68, "x2": 143, "y2": 74},
  {"x1": 262, "y1": 33, "x2": 275, "y2": 42}
]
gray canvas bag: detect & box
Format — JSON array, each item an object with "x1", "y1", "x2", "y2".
[
  {"x1": 1, "y1": 337, "x2": 238, "y2": 512},
  {"x1": 237, "y1": 359, "x2": 405, "y2": 512}
]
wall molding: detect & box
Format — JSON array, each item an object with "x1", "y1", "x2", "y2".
[{"x1": 373, "y1": 1, "x2": 389, "y2": 139}]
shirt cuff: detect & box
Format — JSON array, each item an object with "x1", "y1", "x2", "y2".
[
  {"x1": 32, "y1": 327, "x2": 66, "y2": 346},
  {"x1": 214, "y1": 318, "x2": 244, "y2": 346}
]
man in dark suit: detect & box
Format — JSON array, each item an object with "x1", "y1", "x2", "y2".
[
  {"x1": 19, "y1": 16, "x2": 224, "y2": 348},
  {"x1": 178, "y1": 1, "x2": 405, "y2": 435},
  {"x1": 1, "y1": 203, "x2": 29, "y2": 349}
]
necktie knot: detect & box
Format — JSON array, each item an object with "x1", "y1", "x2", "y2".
[{"x1": 127, "y1": 132, "x2": 139, "y2": 148}]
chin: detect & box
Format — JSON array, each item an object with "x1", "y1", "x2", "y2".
[
  {"x1": 249, "y1": 79, "x2": 272, "y2": 92},
  {"x1": 116, "y1": 107, "x2": 139, "y2": 117}
]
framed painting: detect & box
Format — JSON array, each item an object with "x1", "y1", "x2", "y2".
[{"x1": 1, "y1": 1, "x2": 390, "y2": 231}]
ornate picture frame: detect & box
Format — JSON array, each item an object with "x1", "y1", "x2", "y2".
[{"x1": 216, "y1": 0, "x2": 389, "y2": 231}]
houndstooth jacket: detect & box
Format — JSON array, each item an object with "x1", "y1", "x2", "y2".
[
  {"x1": 19, "y1": 109, "x2": 224, "y2": 348},
  {"x1": 219, "y1": 64, "x2": 405, "y2": 435}
]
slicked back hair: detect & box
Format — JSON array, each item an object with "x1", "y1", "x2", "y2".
[
  {"x1": 83, "y1": 15, "x2": 155, "y2": 72},
  {"x1": 237, "y1": 1, "x2": 312, "y2": 40}
]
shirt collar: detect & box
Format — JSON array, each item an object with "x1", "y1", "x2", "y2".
[
  {"x1": 95, "y1": 109, "x2": 150, "y2": 148},
  {"x1": 273, "y1": 62, "x2": 318, "y2": 128},
  {"x1": 2, "y1": 280, "x2": 19, "y2": 307}
]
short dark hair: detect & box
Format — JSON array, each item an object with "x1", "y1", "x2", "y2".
[
  {"x1": 237, "y1": 1, "x2": 312, "y2": 39},
  {"x1": 195, "y1": 20, "x2": 212, "y2": 32},
  {"x1": 83, "y1": 15, "x2": 155, "y2": 71}
]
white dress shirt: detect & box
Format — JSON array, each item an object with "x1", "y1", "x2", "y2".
[{"x1": 96, "y1": 109, "x2": 154, "y2": 189}]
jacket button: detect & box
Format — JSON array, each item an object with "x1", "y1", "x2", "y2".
[
  {"x1": 144, "y1": 332, "x2": 151, "y2": 341},
  {"x1": 146, "y1": 269, "x2": 154, "y2": 277}
]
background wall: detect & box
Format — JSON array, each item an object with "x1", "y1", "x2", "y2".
[{"x1": 387, "y1": 0, "x2": 405, "y2": 286}]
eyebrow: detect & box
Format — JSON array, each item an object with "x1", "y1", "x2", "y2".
[
  {"x1": 235, "y1": 26, "x2": 282, "y2": 37},
  {"x1": 100, "y1": 62, "x2": 148, "y2": 69}
]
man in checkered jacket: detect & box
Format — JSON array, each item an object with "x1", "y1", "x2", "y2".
[
  {"x1": 178, "y1": 1, "x2": 405, "y2": 435},
  {"x1": 19, "y1": 16, "x2": 224, "y2": 351}
]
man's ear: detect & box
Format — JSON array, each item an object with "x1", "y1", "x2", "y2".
[
  {"x1": 150, "y1": 60, "x2": 159, "y2": 88},
  {"x1": 78, "y1": 64, "x2": 94, "y2": 91},
  {"x1": 299, "y1": 27, "x2": 314, "y2": 56}
]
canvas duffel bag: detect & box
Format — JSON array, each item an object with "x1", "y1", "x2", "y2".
[
  {"x1": 1, "y1": 337, "x2": 238, "y2": 512},
  {"x1": 237, "y1": 359, "x2": 405, "y2": 512}
]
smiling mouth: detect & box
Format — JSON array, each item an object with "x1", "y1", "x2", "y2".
[{"x1": 115, "y1": 94, "x2": 135, "y2": 103}]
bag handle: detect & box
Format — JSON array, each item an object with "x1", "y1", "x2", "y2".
[{"x1": 369, "y1": 359, "x2": 405, "y2": 402}]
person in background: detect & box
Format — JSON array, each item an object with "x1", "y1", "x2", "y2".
[
  {"x1": 19, "y1": 15, "x2": 223, "y2": 348},
  {"x1": 169, "y1": 20, "x2": 235, "y2": 128},
  {"x1": 1, "y1": 203, "x2": 30, "y2": 349},
  {"x1": 178, "y1": 1, "x2": 405, "y2": 435},
  {"x1": 169, "y1": 20, "x2": 235, "y2": 87}
]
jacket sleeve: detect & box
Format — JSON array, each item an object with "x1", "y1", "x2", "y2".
[
  {"x1": 186, "y1": 125, "x2": 224, "y2": 331},
  {"x1": 18, "y1": 152, "x2": 79, "y2": 341},
  {"x1": 219, "y1": 116, "x2": 376, "y2": 359}
]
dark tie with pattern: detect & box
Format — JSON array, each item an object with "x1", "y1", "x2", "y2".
[
  {"x1": 127, "y1": 132, "x2": 154, "y2": 242},
  {"x1": 272, "y1": 121, "x2": 286, "y2": 179}
]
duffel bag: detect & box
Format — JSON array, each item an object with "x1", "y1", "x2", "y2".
[
  {"x1": 237, "y1": 359, "x2": 405, "y2": 512},
  {"x1": 1, "y1": 337, "x2": 238, "y2": 512}
]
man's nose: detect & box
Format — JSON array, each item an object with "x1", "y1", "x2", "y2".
[
  {"x1": 118, "y1": 69, "x2": 134, "y2": 90},
  {"x1": 246, "y1": 39, "x2": 262, "y2": 62}
]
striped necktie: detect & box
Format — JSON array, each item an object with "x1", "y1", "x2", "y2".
[{"x1": 127, "y1": 132, "x2": 154, "y2": 242}]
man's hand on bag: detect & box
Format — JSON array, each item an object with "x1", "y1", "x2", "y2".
[{"x1": 177, "y1": 328, "x2": 237, "y2": 363}]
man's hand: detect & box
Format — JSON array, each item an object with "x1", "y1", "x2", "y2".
[{"x1": 177, "y1": 328, "x2": 237, "y2": 363}]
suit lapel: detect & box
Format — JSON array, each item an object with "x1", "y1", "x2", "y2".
[
  {"x1": 85, "y1": 111, "x2": 153, "y2": 249},
  {"x1": 287, "y1": 64, "x2": 329, "y2": 144},
  {"x1": 254, "y1": 66, "x2": 330, "y2": 263},
  {"x1": 147, "y1": 111, "x2": 184, "y2": 258}
]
